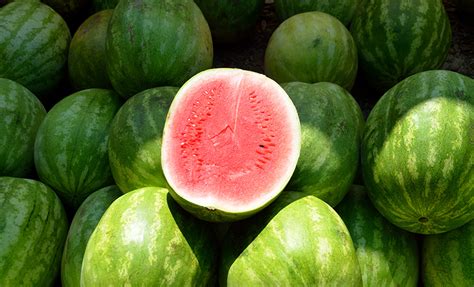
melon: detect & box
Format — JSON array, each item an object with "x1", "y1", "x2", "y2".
[{"x1": 161, "y1": 68, "x2": 301, "y2": 222}]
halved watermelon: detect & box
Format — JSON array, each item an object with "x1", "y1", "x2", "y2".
[{"x1": 161, "y1": 68, "x2": 301, "y2": 222}]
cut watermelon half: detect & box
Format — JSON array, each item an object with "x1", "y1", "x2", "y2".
[{"x1": 161, "y1": 68, "x2": 301, "y2": 222}]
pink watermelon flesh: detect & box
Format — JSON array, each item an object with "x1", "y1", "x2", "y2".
[{"x1": 162, "y1": 69, "x2": 300, "y2": 215}]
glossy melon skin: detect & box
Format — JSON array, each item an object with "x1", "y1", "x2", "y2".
[
  {"x1": 106, "y1": 0, "x2": 213, "y2": 98},
  {"x1": 219, "y1": 192, "x2": 362, "y2": 286},
  {"x1": 81, "y1": 187, "x2": 217, "y2": 286},
  {"x1": 264, "y1": 12, "x2": 358, "y2": 90},
  {"x1": 34, "y1": 89, "x2": 123, "y2": 209},
  {"x1": 361, "y1": 70, "x2": 474, "y2": 234},
  {"x1": 351, "y1": 0, "x2": 452, "y2": 92},
  {"x1": 282, "y1": 82, "x2": 364, "y2": 206},
  {"x1": 337, "y1": 185, "x2": 420, "y2": 287},
  {"x1": 161, "y1": 68, "x2": 301, "y2": 222},
  {"x1": 0, "y1": 78, "x2": 46, "y2": 177},
  {"x1": 108, "y1": 87, "x2": 178, "y2": 193},
  {"x1": 0, "y1": 177, "x2": 68, "y2": 286},
  {"x1": 0, "y1": 1, "x2": 71, "y2": 96}
]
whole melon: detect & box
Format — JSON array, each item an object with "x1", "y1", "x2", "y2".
[
  {"x1": 194, "y1": 0, "x2": 264, "y2": 44},
  {"x1": 0, "y1": 177, "x2": 68, "y2": 286},
  {"x1": 351, "y1": 0, "x2": 452, "y2": 92},
  {"x1": 282, "y1": 82, "x2": 364, "y2": 206},
  {"x1": 0, "y1": 78, "x2": 46, "y2": 177},
  {"x1": 81, "y1": 187, "x2": 217, "y2": 286},
  {"x1": 219, "y1": 192, "x2": 362, "y2": 286},
  {"x1": 264, "y1": 12, "x2": 358, "y2": 90},
  {"x1": 61, "y1": 185, "x2": 122, "y2": 287},
  {"x1": 161, "y1": 68, "x2": 301, "y2": 222},
  {"x1": 106, "y1": 0, "x2": 213, "y2": 98},
  {"x1": 34, "y1": 89, "x2": 123, "y2": 209},
  {"x1": 108, "y1": 86, "x2": 178, "y2": 193},
  {"x1": 274, "y1": 0, "x2": 361, "y2": 26},
  {"x1": 68, "y1": 9, "x2": 113, "y2": 90},
  {"x1": 337, "y1": 185, "x2": 420, "y2": 286},
  {"x1": 90, "y1": 0, "x2": 118, "y2": 12},
  {"x1": 422, "y1": 220, "x2": 473, "y2": 286},
  {"x1": 0, "y1": 1, "x2": 71, "y2": 96},
  {"x1": 361, "y1": 70, "x2": 474, "y2": 234}
]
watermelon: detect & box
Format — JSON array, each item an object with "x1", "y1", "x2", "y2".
[
  {"x1": 361, "y1": 70, "x2": 474, "y2": 234},
  {"x1": 350, "y1": 0, "x2": 452, "y2": 91},
  {"x1": 106, "y1": 0, "x2": 213, "y2": 98},
  {"x1": 0, "y1": 1, "x2": 71, "y2": 96},
  {"x1": 336, "y1": 185, "x2": 420, "y2": 286},
  {"x1": 90, "y1": 0, "x2": 118, "y2": 12},
  {"x1": 81, "y1": 187, "x2": 217, "y2": 286},
  {"x1": 61, "y1": 185, "x2": 121, "y2": 287},
  {"x1": 34, "y1": 89, "x2": 123, "y2": 209},
  {"x1": 68, "y1": 9, "x2": 113, "y2": 90},
  {"x1": 264, "y1": 11, "x2": 358, "y2": 90},
  {"x1": 274, "y1": 0, "x2": 361, "y2": 26},
  {"x1": 161, "y1": 68, "x2": 301, "y2": 222},
  {"x1": 422, "y1": 220, "x2": 473, "y2": 286},
  {"x1": 42, "y1": 0, "x2": 89, "y2": 22},
  {"x1": 194, "y1": 0, "x2": 264, "y2": 44},
  {"x1": 282, "y1": 82, "x2": 364, "y2": 206},
  {"x1": 0, "y1": 177, "x2": 68, "y2": 286},
  {"x1": 108, "y1": 87, "x2": 177, "y2": 193},
  {"x1": 0, "y1": 78, "x2": 46, "y2": 177},
  {"x1": 219, "y1": 192, "x2": 362, "y2": 286}
]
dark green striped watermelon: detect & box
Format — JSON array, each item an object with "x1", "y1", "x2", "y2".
[
  {"x1": 194, "y1": 0, "x2": 264, "y2": 44},
  {"x1": 108, "y1": 87, "x2": 177, "y2": 193},
  {"x1": 68, "y1": 9, "x2": 113, "y2": 90},
  {"x1": 0, "y1": 78, "x2": 46, "y2": 177},
  {"x1": 422, "y1": 220, "x2": 473, "y2": 286},
  {"x1": 0, "y1": 1, "x2": 71, "y2": 96},
  {"x1": 351, "y1": 0, "x2": 452, "y2": 91},
  {"x1": 34, "y1": 89, "x2": 123, "y2": 209},
  {"x1": 0, "y1": 177, "x2": 68, "y2": 286},
  {"x1": 81, "y1": 187, "x2": 217, "y2": 285},
  {"x1": 61, "y1": 185, "x2": 122, "y2": 287},
  {"x1": 337, "y1": 185, "x2": 420, "y2": 286},
  {"x1": 264, "y1": 11, "x2": 358, "y2": 90},
  {"x1": 282, "y1": 82, "x2": 364, "y2": 206},
  {"x1": 361, "y1": 70, "x2": 474, "y2": 234},
  {"x1": 106, "y1": 0, "x2": 213, "y2": 98},
  {"x1": 274, "y1": 0, "x2": 361, "y2": 26},
  {"x1": 220, "y1": 192, "x2": 362, "y2": 286}
]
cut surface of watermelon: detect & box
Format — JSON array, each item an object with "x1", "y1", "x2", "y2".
[{"x1": 162, "y1": 68, "x2": 301, "y2": 221}]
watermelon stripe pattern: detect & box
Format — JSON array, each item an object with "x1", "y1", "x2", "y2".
[
  {"x1": 0, "y1": 1, "x2": 71, "y2": 96},
  {"x1": 0, "y1": 177, "x2": 68, "y2": 286},
  {"x1": 108, "y1": 87, "x2": 177, "y2": 193},
  {"x1": 361, "y1": 70, "x2": 474, "y2": 234},
  {"x1": 0, "y1": 78, "x2": 46, "y2": 177},
  {"x1": 34, "y1": 89, "x2": 123, "y2": 209},
  {"x1": 81, "y1": 187, "x2": 217, "y2": 286},
  {"x1": 351, "y1": 0, "x2": 451, "y2": 91},
  {"x1": 106, "y1": 0, "x2": 213, "y2": 97}
]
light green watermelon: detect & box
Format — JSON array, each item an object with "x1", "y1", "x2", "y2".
[
  {"x1": 81, "y1": 187, "x2": 217, "y2": 286},
  {"x1": 264, "y1": 11, "x2": 358, "y2": 90},
  {"x1": 108, "y1": 87, "x2": 178, "y2": 193},
  {"x1": 422, "y1": 220, "x2": 473, "y2": 286},
  {"x1": 106, "y1": 0, "x2": 213, "y2": 98},
  {"x1": 0, "y1": 177, "x2": 68, "y2": 286},
  {"x1": 0, "y1": 78, "x2": 46, "y2": 177},
  {"x1": 361, "y1": 70, "x2": 474, "y2": 234},
  {"x1": 219, "y1": 192, "x2": 362, "y2": 286},
  {"x1": 282, "y1": 82, "x2": 364, "y2": 206},
  {"x1": 68, "y1": 9, "x2": 113, "y2": 90},
  {"x1": 61, "y1": 185, "x2": 122, "y2": 287},
  {"x1": 337, "y1": 185, "x2": 420, "y2": 286},
  {"x1": 34, "y1": 89, "x2": 123, "y2": 209},
  {"x1": 0, "y1": 0, "x2": 71, "y2": 96},
  {"x1": 351, "y1": 0, "x2": 452, "y2": 91}
]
